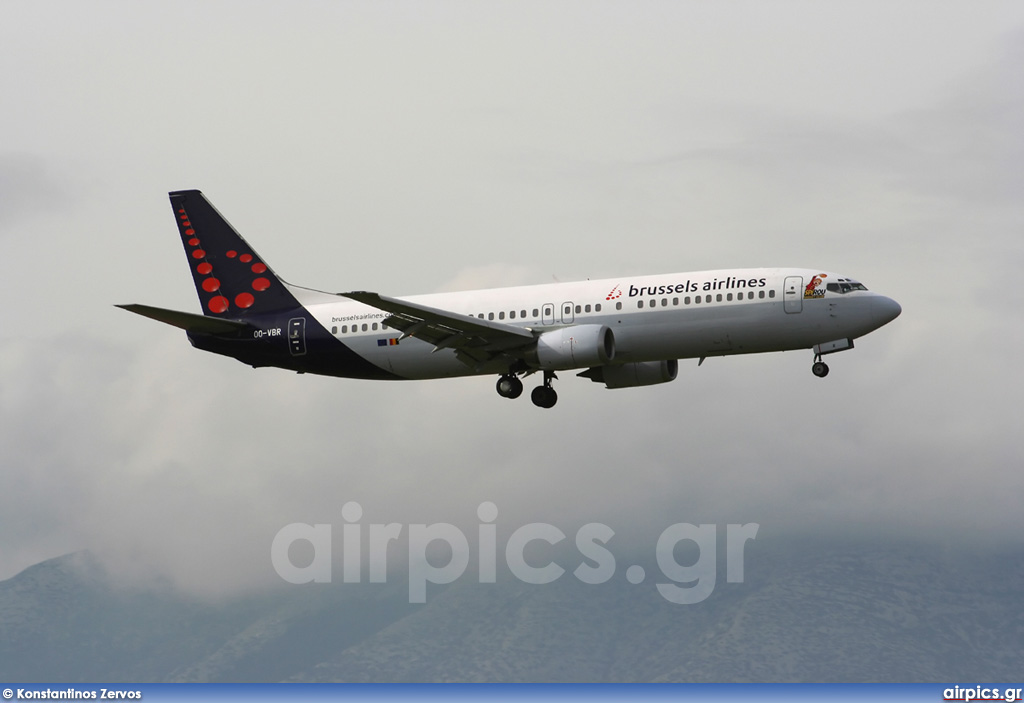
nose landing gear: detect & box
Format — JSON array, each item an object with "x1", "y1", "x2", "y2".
[
  {"x1": 811, "y1": 353, "x2": 829, "y2": 378},
  {"x1": 810, "y1": 339, "x2": 854, "y2": 378}
]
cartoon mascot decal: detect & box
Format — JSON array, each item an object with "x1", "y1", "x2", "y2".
[{"x1": 804, "y1": 273, "x2": 827, "y2": 299}]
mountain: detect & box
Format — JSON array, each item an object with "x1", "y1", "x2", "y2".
[
  {"x1": 1, "y1": 540, "x2": 1021, "y2": 682},
  {"x1": 0, "y1": 552, "x2": 412, "y2": 683},
  {"x1": 294, "y1": 539, "x2": 1024, "y2": 682}
]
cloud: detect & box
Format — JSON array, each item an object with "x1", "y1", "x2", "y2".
[
  {"x1": 0, "y1": 154, "x2": 73, "y2": 232},
  {"x1": 0, "y1": 2, "x2": 1022, "y2": 599}
]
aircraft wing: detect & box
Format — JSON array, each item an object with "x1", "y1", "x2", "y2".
[{"x1": 340, "y1": 291, "x2": 536, "y2": 369}]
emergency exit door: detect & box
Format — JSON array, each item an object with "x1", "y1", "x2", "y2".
[{"x1": 783, "y1": 276, "x2": 803, "y2": 313}]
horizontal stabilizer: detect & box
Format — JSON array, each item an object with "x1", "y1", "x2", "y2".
[{"x1": 116, "y1": 304, "x2": 251, "y2": 334}]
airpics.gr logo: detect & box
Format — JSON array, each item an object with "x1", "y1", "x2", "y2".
[
  {"x1": 804, "y1": 273, "x2": 827, "y2": 300},
  {"x1": 271, "y1": 502, "x2": 760, "y2": 605}
]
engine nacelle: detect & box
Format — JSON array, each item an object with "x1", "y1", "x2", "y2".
[
  {"x1": 581, "y1": 359, "x2": 678, "y2": 389},
  {"x1": 529, "y1": 325, "x2": 615, "y2": 370}
]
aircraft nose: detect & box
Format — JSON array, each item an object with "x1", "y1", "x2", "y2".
[{"x1": 872, "y1": 295, "x2": 902, "y2": 325}]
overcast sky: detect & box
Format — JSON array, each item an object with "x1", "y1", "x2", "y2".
[{"x1": 1, "y1": 1, "x2": 1022, "y2": 595}]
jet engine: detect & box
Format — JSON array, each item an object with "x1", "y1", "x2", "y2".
[
  {"x1": 528, "y1": 325, "x2": 615, "y2": 370},
  {"x1": 579, "y1": 359, "x2": 678, "y2": 389}
]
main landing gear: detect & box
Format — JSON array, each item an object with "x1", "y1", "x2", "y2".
[
  {"x1": 530, "y1": 371, "x2": 558, "y2": 409},
  {"x1": 495, "y1": 374, "x2": 523, "y2": 399},
  {"x1": 496, "y1": 370, "x2": 558, "y2": 408}
]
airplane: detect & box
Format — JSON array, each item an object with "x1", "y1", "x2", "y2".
[{"x1": 119, "y1": 190, "x2": 902, "y2": 408}]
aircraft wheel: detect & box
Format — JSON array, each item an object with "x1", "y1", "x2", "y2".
[
  {"x1": 531, "y1": 386, "x2": 557, "y2": 408},
  {"x1": 812, "y1": 361, "x2": 830, "y2": 378},
  {"x1": 496, "y1": 375, "x2": 523, "y2": 399}
]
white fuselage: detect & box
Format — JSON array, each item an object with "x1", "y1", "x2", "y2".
[{"x1": 294, "y1": 268, "x2": 899, "y2": 380}]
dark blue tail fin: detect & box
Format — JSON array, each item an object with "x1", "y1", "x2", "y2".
[{"x1": 170, "y1": 190, "x2": 301, "y2": 318}]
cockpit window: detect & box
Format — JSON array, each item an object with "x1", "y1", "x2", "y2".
[{"x1": 827, "y1": 279, "x2": 868, "y2": 294}]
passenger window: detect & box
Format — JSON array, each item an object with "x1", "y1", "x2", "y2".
[
  {"x1": 372, "y1": 323, "x2": 378, "y2": 331},
  {"x1": 331, "y1": 326, "x2": 338, "y2": 334},
  {"x1": 521, "y1": 310, "x2": 527, "y2": 318},
  {"x1": 758, "y1": 290, "x2": 765, "y2": 299},
  {"x1": 585, "y1": 304, "x2": 591, "y2": 313},
  {"x1": 509, "y1": 310, "x2": 516, "y2": 319},
  {"x1": 575, "y1": 305, "x2": 581, "y2": 314},
  {"x1": 694, "y1": 296, "x2": 701, "y2": 304},
  {"x1": 488, "y1": 312, "x2": 494, "y2": 320},
  {"x1": 595, "y1": 304, "x2": 602, "y2": 312},
  {"x1": 705, "y1": 295, "x2": 712, "y2": 303},
  {"x1": 498, "y1": 311, "x2": 505, "y2": 320},
  {"x1": 532, "y1": 308, "x2": 539, "y2": 317},
  {"x1": 716, "y1": 294, "x2": 722, "y2": 302},
  {"x1": 649, "y1": 299, "x2": 656, "y2": 308},
  {"x1": 672, "y1": 297, "x2": 679, "y2": 306},
  {"x1": 684, "y1": 296, "x2": 691, "y2": 305},
  {"x1": 638, "y1": 301, "x2": 644, "y2": 309},
  {"x1": 615, "y1": 302, "x2": 622, "y2": 310},
  {"x1": 748, "y1": 292, "x2": 754, "y2": 300},
  {"x1": 769, "y1": 290, "x2": 776, "y2": 298},
  {"x1": 726, "y1": 293, "x2": 733, "y2": 301},
  {"x1": 341, "y1": 325, "x2": 348, "y2": 333},
  {"x1": 361, "y1": 323, "x2": 368, "y2": 332}
]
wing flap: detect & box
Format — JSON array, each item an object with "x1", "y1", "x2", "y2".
[{"x1": 340, "y1": 291, "x2": 536, "y2": 366}]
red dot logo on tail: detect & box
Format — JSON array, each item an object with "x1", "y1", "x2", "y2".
[{"x1": 208, "y1": 296, "x2": 229, "y2": 314}]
